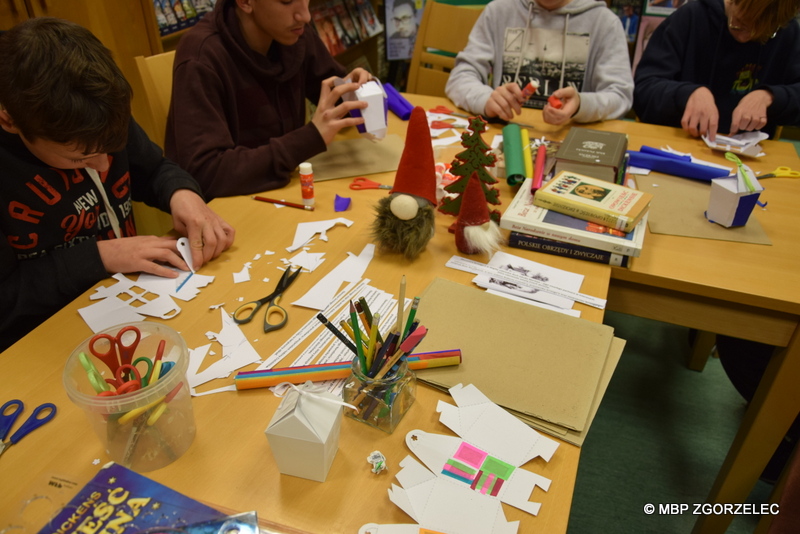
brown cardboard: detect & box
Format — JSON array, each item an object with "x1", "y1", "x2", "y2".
[
  {"x1": 412, "y1": 278, "x2": 615, "y2": 432},
  {"x1": 635, "y1": 173, "x2": 771, "y2": 244},
  {"x1": 307, "y1": 134, "x2": 405, "y2": 181}
]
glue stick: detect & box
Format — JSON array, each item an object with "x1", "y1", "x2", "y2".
[{"x1": 299, "y1": 162, "x2": 315, "y2": 207}]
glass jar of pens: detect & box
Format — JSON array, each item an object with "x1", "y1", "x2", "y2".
[
  {"x1": 342, "y1": 356, "x2": 416, "y2": 434},
  {"x1": 63, "y1": 322, "x2": 196, "y2": 472}
]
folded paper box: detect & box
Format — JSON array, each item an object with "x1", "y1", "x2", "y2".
[
  {"x1": 706, "y1": 157, "x2": 764, "y2": 228},
  {"x1": 265, "y1": 382, "x2": 343, "y2": 482}
]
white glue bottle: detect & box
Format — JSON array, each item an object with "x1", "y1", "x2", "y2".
[{"x1": 299, "y1": 162, "x2": 315, "y2": 208}]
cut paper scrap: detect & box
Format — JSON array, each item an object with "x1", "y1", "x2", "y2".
[
  {"x1": 188, "y1": 308, "x2": 261, "y2": 392},
  {"x1": 387, "y1": 455, "x2": 519, "y2": 534},
  {"x1": 233, "y1": 263, "x2": 252, "y2": 283},
  {"x1": 176, "y1": 236, "x2": 196, "y2": 272},
  {"x1": 78, "y1": 295, "x2": 146, "y2": 333},
  {"x1": 335, "y1": 195, "x2": 351, "y2": 212},
  {"x1": 284, "y1": 249, "x2": 326, "y2": 272},
  {"x1": 287, "y1": 217, "x2": 354, "y2": 253},
  {"x1": 292, "y1": 243, "x2": 375, "y2": 310},
  {"x1": 137, "y1": 268, "x2": 215, "y2": 301}
]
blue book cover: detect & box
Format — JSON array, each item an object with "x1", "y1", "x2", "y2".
[{"x1": 37, "y1": 463, "x2": 221, "y2": 533}]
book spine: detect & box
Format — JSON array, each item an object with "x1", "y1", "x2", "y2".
[
  {"x1": 508, "y1": 232, "x2": 629, "y2": 267},
  {"x1": 501, "y1": 218, "x2": 641, "y2": 256},
  {"x1": 532, "y1": 192, "x2": 636, "y2": 233}
]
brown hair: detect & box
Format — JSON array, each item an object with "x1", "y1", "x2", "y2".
[
  {"x1": 0, "y1": 17, "x2": 132, "y2": 153},
  {"x1": 732, "y1": 0, "x2": 800, "y2": 43}
]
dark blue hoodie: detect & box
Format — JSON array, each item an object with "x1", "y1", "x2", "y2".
[{"x1": 633, "y1": 0, "x2": 800, "y2": 138}]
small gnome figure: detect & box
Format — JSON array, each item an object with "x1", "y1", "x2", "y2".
[
  {"x1": 370, "y1": 106, "x2": 438, "y2": 260},
  {"x1": 455, "y1": 174, "x2": 503, "y2": 256}
]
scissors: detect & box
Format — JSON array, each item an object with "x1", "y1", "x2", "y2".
[
  {"x1": 104, "y1": 364, "x2": 143, "y2": 395},
  {"x1": 233, "y1": 267, "x2": 302, "y2": 332},
  {"x1": 759, "y1": 166, "x2": 800, "y2": 179},
  {"x1": 79, "y1": 352, "x2": 111, "y2": 394},
  {"x1": 350, "y1": 177, "x2": 392, "y2": 190},
  {"x1": 0, "y1": 399, "x2": 57, "y2": 458},
  {"x1": 89, "y1": 325, "x2": 141, "y2": 375}
]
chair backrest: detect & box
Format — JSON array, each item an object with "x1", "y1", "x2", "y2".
[
  {"x1": 134, "y1": 50, "x2": 176, "y2": 149},
  {"x1": 132, "y1": 51, "x2": 177, "y2": 237},
  {"x1": 406, "y1": 1, "x2": 484, "y2": 97}
]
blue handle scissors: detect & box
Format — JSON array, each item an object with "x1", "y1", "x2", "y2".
[
  {"x1": 0, "y1": 399, "x2": 57, "y2": 458},
  {"x1": 233, "y1": 267, "x2": 302, "y2": 332}
]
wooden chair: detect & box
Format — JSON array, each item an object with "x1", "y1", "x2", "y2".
[
  {"x1": 132, "y1": 50, "x2": 177, "y2": 236},
  {"x1": 406, "y1": 1, "x2": 484, "y2": 97}
]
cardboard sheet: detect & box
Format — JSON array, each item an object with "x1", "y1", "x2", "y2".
[
  {"x1": 307, "y1": 135, "x2": 405, "y2": 181},
  {"x1": 636, "y1": 173, "x2": 771, "y2": 245},
  {"x1": 413, "y1": 278, "x2": 615, "y2": 433}
]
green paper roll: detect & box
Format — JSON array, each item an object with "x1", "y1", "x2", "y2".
[{"x1": 503, "y1": 123, "x2": 526, "y2": 186}]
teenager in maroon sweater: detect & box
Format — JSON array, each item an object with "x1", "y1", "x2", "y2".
[{"x1": 165, "y1": 0, "x2": 372, "y2": 199}]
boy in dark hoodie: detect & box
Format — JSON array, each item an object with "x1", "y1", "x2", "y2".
[
  {"x1": 0, "y1": 18, "x2": 235, "y2": 352},
  {"x1": 166, "y1": 0, "x2": 373, "y2": 199},
  {"x1": 634, "y1": 0, "x2": 800, "y2": 140}
]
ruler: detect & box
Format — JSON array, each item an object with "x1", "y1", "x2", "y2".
[{"x1": 446, "y1": 256, "x2": 607, "y2": 310}]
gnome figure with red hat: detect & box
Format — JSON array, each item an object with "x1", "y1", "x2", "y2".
[
  {"x1": 455, "y1": 174, "x2": 503, "y2": 256},
  {"x1": 370, "y1": 106, "x2": 438, "y2": 260}
]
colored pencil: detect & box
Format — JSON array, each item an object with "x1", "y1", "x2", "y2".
[{"x1": 252, "y1": 196, "x2": 314, "y2": 211}]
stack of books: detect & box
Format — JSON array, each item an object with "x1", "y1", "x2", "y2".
[
  {"x1": 553, "y1": 127, "x2": 629, "y2": 184},
  {"x1": 500, "y1": 176, "x2": 650, "y2": 267},
  {"x1": 311, "y1": 0, "x2": 383, "y2": 57}
]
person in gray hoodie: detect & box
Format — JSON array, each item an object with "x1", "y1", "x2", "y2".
[{"x1": 445, "y1": 0, "x2": 633, "y2": 126}]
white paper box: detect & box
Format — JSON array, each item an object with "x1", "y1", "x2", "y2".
[
  {"x1": 265, "y1": 383, "x2": 343, "y2": 482},
  {"x1": 336, "y1": 78, "x2": 388, "y2": 140},
  {"x1": 706, "y1": 176, "x2": 763, "y2": 228}
]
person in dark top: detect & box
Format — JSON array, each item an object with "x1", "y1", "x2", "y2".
[
  {"x1": 0, "y1": 18, "x2": 235, "y2": 352},
  {"x1": 165, "y1": 0, "x2": 373, "y2": 199},
  {"x1": 634, "y1": 0, "x2": 800, "y2": 140}
]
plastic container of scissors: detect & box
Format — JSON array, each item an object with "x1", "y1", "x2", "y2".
[{"x1": 63, "y1": 322, "x2": 195, "y2": 472}]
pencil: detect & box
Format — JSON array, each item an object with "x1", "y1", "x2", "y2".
[
  {"x1": 252, "y1": 196, "x2": 314, "y2": 211},
  {"x1": 350, "y1": 301, "x2": 367, "y2": 374},
  {"x1": 366, "y1": 312, "x2": 380, "y2": 368},
  {"x1": 316, "y1": 313, "x2": 357, "y2": 354},
  {"x1": 395, "y1": 275, "x2": 406, "y2": 335},
  {"x1": 402, "y1": 297, "x2": 420, "y2": 340},
  {"x1": 358, "y1": 297, "x2": 384, "y2": 344}
]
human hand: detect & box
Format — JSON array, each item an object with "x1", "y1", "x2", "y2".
[
  {"x1": 681, "y1": 87, "x2": 719, "y2": 141},
  {"x1": 169, "y1": 189, "x2": 235, "y2": 270},
  {"x1": 483, "y1": 83, "x2": 524, "y2": 122},
  {"x1": 97, "y1": 235, "x2": 187, "y2": 278},
  {"x1": 542, "y1": 87, "x2": 580, "y2": 125},
  {"x1": 730, "y1": 89, "x2": 772, "y2": 135},
  {"x1": 312, "y1": 76, "x2": 368, "y2": 144},
  {"x1": 346, "y1": 67, "x2": 373, "y2": 85}
]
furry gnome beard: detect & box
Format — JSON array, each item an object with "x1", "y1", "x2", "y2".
[
  {"x1": 455, "y1": 174, "x2": 503, "y2": 255},
  {"x1": 371, "y1": 106, "x2": 437, "y2": 260}
]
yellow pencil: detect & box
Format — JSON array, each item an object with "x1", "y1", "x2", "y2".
[{"x1": 366, "y1": 312, "x2": 380, "y2": 368}]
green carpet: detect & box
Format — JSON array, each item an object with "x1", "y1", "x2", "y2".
[{"x1": 567, "y1": 311, "x2": 774, "y2": 533}]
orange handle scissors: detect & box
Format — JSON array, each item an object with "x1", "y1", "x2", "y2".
[{"x1": 350, "y1": 177, "x2": 392, "y2": 190}]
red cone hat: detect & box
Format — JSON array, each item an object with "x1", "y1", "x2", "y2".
[
  {"x1": 390, "y1": 106, "x2": 437, "y2": 205},
  {"x1": 457, "y1": 174, "x2": 490, "y2": 227}
]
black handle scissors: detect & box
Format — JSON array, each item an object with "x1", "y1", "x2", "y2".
[{"x1": 233, "y1": 267, "x2": 302, "y2": 332}]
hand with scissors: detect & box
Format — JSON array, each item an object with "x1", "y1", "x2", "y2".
[
  {"x1": 89, "y1": 325, "x2": 141, "y2": 375},
  {"x1": 350, "y1": 177, "x2": 392, "y2": 190},
  {"x1": 759, "y1": 166, "x2": 800, "y2": 179},
  {"x1": 0, "y1": 399, "x2": 56, "y2": 458},
  {"x1": 233, "y1": 267, "x2": 302, "y2": 332}
]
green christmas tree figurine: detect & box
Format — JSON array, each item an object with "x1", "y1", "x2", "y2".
[{"x1": 438, "y1": 115, "x2": 501, "y2": 225}]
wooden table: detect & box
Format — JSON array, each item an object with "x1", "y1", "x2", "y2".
[
  {"x1": 461, "y1": 96, "x2": 800, "y2": 534},
  {"x1": 0, "y1": 99, "x2": 612, "y2": 533}
]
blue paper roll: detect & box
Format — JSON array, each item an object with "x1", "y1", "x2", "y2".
[
  {"x1": 627, "y1": 150, "x2": 730, "y2": 181},
  {"x1": 385, "y1": 83, "x2": 414, "y2": 121}
]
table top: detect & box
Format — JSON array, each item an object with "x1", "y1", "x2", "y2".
[{"x1": 0, "y1": 98, "x2": 615, "y2": 533}]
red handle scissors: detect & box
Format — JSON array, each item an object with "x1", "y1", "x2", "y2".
[
  {"x1": 89, "y1": 325, "x2": 142, "y2": 375},
  {"x1": 350, "y1": 177, "x2": 392, "y2": 190}
]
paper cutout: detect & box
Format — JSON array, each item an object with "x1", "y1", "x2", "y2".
[
  {"x1": 188, "y1": 308, "x2": 261, "y2": 391},
  {"x1": 287, "y1": 218, "x2": 354, "y2": 253},
  {"x1": 703, "y1": 131, "x2": 768, "y2": 158},
  {"x1": 387, "y1": 455, "x2": 519, "y2": 534},
  {"x1": 291, "y1": 243, "x2": 374, "y2": 310},
  {"x1": 78, "y1": 295, "x2": 146, "y2": 333},
  {"x1": 176, "y1": 237, "x2": 195, "y2": 272},
  {"x1": 233, "y1": 263, "x2": 252, "y2": 283},
  {"x1": 285, "y1": 250, "x2": 326, "y2": 272}
]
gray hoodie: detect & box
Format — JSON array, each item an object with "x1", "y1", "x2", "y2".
[{"x1": 445, "y1": 0, "x2": 633, "y2": 123}]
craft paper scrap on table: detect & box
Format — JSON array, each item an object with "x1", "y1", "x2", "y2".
[
  {"x1": 287, "y1": 217, "x2": 353, "y2": 253},
  {"x1": 380, "y1": 384, "x2": 557, "y2": 533}
]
